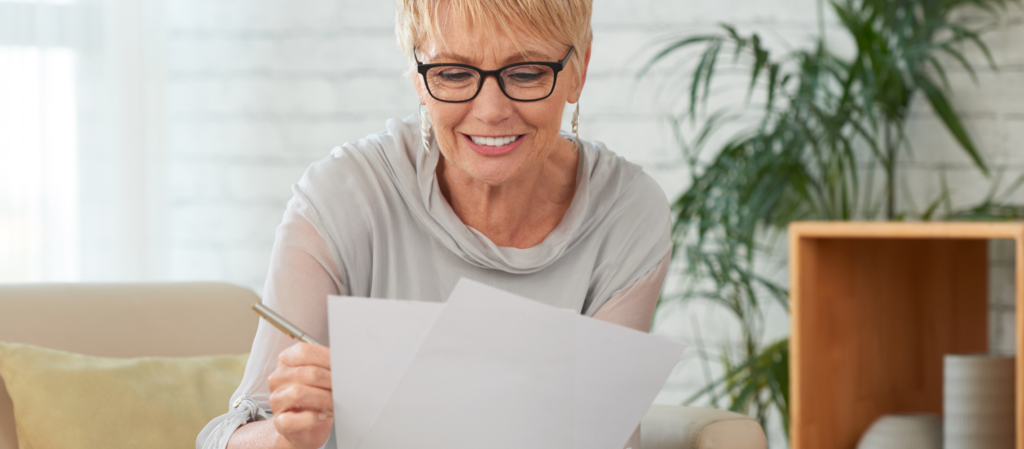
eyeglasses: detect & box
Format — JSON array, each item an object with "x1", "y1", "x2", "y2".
[{"x1": 416, "y1": 47, "x2": 574, "y2": 103}]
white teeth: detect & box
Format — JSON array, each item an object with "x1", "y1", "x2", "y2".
[{"x1": 470, "y1": 135, "x2": 518, "y2": 146}]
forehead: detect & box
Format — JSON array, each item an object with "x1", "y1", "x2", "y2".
[{"x1": 417, "y1": 3, "x2": 564, "y2": 64}]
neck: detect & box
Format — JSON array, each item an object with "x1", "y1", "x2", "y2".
[{"x1": 437, "y1": 138, "x2": 578, "y2": 249}]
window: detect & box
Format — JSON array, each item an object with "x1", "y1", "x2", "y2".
[{"x1": 0, "y1": 1, "x2": 80, "y2": 281}]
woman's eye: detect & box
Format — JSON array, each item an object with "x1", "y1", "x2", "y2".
[
  {"x1": 439, "y1": 71, "x2": 474, "y2": 82},
  {"x1": 505, "y1": 66, "x2": 550, "y2": 84},
  {"x1": 509, "y1": 72, "x2": 541, "y2": 82}
]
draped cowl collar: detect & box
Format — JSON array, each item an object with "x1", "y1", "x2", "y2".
[{"x1": 370, "y1": 114, "x2": 644, "y2": 274}]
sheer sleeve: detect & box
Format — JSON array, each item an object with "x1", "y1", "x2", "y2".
[
  {"x1": 593, "y1": 250, "x2": 670, "y2": 332},
  {"x1": 592, "y1": 250, "x2": 672, "y2": 449},
  {"x1": 197, "y1": 192, "x2": 345, "y2": 449}
]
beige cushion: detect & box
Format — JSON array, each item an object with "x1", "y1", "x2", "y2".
[
  {"x1": 0, "y1": 342, "x2": 247, "y2": 449},
  {"x1": 642, "y1": 404, "x2": 767, "y2": 449},
  {"x1": 0, "y1": 283, "x2": 260, "y2": 449}
]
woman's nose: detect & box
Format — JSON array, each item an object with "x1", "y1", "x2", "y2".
[{"x1": 471, "y1": 75, "x2": 513, "y2": 124}]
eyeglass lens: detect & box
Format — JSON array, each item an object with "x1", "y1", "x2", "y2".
[{"x1": 425, "y1": 64, "x2": 557, "y2": 102}]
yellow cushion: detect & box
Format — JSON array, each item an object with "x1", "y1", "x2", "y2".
[{"x1": 0, "y1": 342, "x2": 247, "y2": 449}]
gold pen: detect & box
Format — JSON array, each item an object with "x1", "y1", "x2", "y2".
[{"x1": 251, "y1": 301, "x2": 323, "y2": 346}]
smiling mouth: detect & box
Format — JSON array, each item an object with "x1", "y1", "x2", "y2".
[{"x1": 468, "y1": 135, "x2": 521, "y2": 147}]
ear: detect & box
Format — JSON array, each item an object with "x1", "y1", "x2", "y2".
[
  {"x1": 413, "y1": 74, "x2": 429, "y2": 105},
  {"x1": 567, "y1": 43, "x2": 592, "y2": 104},
  {"x1": 411, "y1": 48, "x2": 430, "y2": 105}
]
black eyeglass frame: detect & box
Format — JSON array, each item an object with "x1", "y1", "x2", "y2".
[{"x1": 415, "y1": 46, "x2": 575, "y2": 103}]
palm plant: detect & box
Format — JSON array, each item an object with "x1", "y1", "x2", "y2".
[{"x1": 640, "y1": 0, "x2": 1023, "y2": 442}]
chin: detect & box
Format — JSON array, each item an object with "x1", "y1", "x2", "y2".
[{"x1": 461, "y1": 158, "x2": 523, "y2": 187}]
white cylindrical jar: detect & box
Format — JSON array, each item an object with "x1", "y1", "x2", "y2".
[
  {"x1": 944, "y1": 354, "x2": 1015, "y2": 449},
  {"x1": 856, "y1": 413, "x2": 941, "y2": 449}
]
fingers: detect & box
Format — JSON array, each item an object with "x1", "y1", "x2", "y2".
[
  {"x1": 269, "y1": 383, "x2": 334, "y2": 415},
  {"x1": 278, "y1": 342, "x2": 330, "y2": 370},
  {"x1": 268, "y1": 342, "x2": 333, "y2": 414},
  {"x1": 268, "y1": 364, "x2": 332, "y2": 392},
  {"x1": 274, "y1": 410, "x2": 333, "y2": 449},
  {"x1": 275, "y1": 409, "x2": 333, "y2": 431},
  {"x1": 265, "y1": 342, "x2": 334, "y2": 449}
]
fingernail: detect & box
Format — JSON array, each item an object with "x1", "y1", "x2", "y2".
[{"x1": 318, "y1": 412, "x2": 328, "y2": 421}]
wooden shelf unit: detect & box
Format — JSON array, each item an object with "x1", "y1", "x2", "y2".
[{"x1": 789, "y1": 222, "x2": 1024, "y2": 449}]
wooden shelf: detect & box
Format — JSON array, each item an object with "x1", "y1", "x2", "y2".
[{"x1": 789, "y1": 222, "x2": 1024, "y2": 449}]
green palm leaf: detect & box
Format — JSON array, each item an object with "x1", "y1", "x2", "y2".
[{"x1": 640, "y1": 0, "x2": 1021, "y2": 443}]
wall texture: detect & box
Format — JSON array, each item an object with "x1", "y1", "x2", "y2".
[
  {"x1": 162, "y1": 1, "x2": 1022, "y2": 446},
  {"x1": 161, "y1": 0, "x2": 837, "y2": 288}
]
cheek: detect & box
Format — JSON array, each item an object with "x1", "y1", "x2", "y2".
[
  {"x1": 427, "y1": 105, "x2": 458, "y2": 133},
  {"x1": 427, "y1": 106, "x2": 468, "y2": 151},
  {"x1": 521, "y1": 105, "x2": 564, "y2": 134},
  {"x1": 423, "y1": 104, "x2": 452, "y2": 130}
]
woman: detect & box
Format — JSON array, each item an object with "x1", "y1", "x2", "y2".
[{"x1": 198, "y1": 0, "x2": 671, "y2": 448}]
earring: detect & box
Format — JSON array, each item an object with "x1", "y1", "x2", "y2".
[
  {"x1": 571, "y1": 102, "x2": 579, "y2": 153},
  {"x1": 419, "y1": 102, "x2": 431, "y2": 154}
]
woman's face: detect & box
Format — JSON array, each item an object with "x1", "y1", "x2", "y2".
[{"x1": 414, "y1": 17, "x2": 589, "y2": 187}]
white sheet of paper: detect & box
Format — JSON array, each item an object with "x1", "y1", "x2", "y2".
[
  {"x1": 328, "y1": 278, "x2": 687, "y2": 449},
  {"x1": 572, "y1": 311, "x2": 687, "y2": 448},
  {"x1": 355, "y1": 279, "x2": 576, "y2": 449},
  {"x1": 327, "y1": 297, "x2": 443, "y2": 449}
]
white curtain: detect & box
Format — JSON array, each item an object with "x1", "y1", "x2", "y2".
[{"x1": 0, "y1": 0, "x2": 165, "y2": 282}]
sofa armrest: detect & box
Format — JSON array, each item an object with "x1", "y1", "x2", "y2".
[
  {"x1": 641, "y1": 405, "x2": 767, "y2": 449},
  {"x1": 0, "y1": 282, "x2": 260, "y2": 449}
]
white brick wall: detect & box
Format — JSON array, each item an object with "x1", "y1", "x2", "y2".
[
  {"x1": 162, "y1": 1, "x2": 1021, "y2": 446},
  {"x1": 990, "y1": 239, "x2": 1017, "y2": 356}
]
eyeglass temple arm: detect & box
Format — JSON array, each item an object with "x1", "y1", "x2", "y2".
[{"x1": 559, "y1": 46, "x2": 575, "y2": 68}]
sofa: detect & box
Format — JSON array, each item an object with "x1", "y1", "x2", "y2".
[{"x1": 0, "y1": 282, "x2": 766, "y2": 449}]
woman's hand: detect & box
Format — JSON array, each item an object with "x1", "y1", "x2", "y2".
[{"x1": 267, "y1": 342, "x2": 334, "y2": 449}]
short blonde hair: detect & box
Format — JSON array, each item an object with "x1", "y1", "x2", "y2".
[{"x1": 395, "y1": 0, "x2": 592, "y2": 80}]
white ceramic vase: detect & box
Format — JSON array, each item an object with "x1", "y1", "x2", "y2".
[
  {"x1": 856, "y1": 413, "x2": 941, "y2": 449},
  {"x1": 944, "y1": 354, "x2": 1015, "y2": 449}
]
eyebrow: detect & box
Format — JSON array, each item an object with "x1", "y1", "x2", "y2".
[{"x1": 427, "y1": 50, "x2": 556, "y2": 66}]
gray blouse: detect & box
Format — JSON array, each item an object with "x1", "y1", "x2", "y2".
[{"x1": 197, "y1": 114, "x2": 672, "y2": 449}]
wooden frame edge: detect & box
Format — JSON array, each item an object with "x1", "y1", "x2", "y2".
[
  {"x1": 788, "y1": 224, "x2": 804, "y2": 449},
  {"x1": 1015, "y1": 230, "x2": 1024, "y2": 449},
  {"x1": 788, "y1": 222, "x2": 1024, "y2": 239}
]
